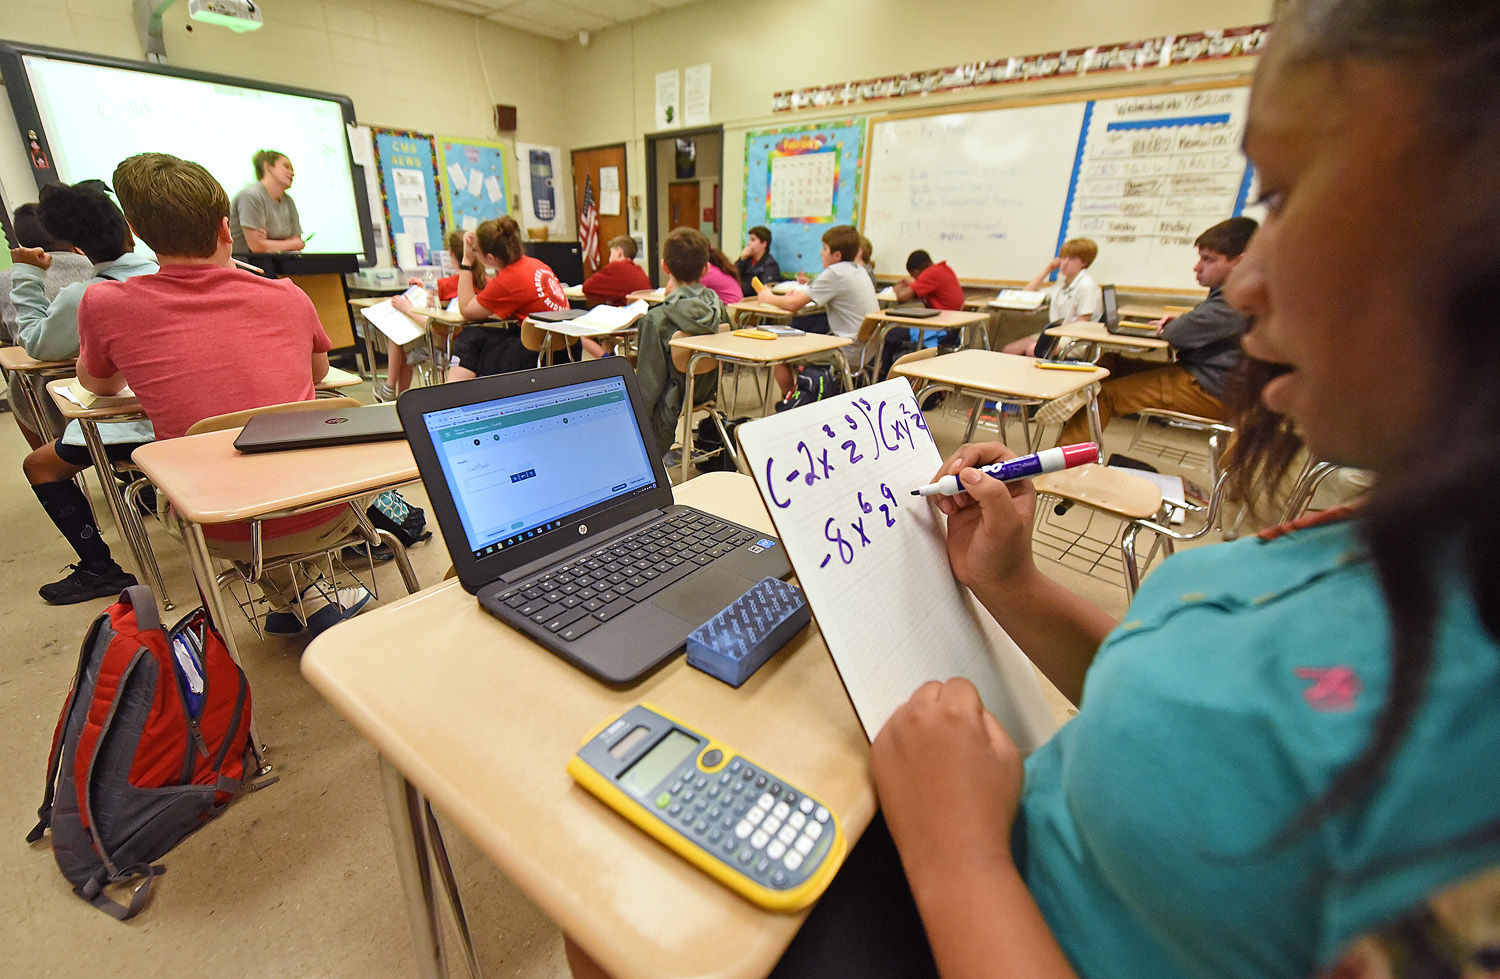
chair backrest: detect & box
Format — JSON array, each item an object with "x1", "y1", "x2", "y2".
[
  {"x1": 671, "y1": 324, "x2": 730, "y2": 375},
  {"x1": 185, "y1": 396, "x2": 362, "y2": 436}
]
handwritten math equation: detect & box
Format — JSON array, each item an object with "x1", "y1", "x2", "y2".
[{"x1": 763, "y1": 395, "x2": 929, "y2": 570}]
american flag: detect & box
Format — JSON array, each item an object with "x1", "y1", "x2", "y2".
[{"x1": 579, "y1": 175, "x2": 600, "y2": 274}]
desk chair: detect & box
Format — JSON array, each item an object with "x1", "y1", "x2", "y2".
[
  {"x1": 669, "y1": 324, "x2": 738, "y2": 479},
  {"x1": 1031, "y1": 464, "x2": 1165, "y2": 598},
  {"x1": 181, "y1": 397, "x2": 420, "y2": 636}
]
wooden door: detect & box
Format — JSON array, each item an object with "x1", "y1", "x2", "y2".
[
  {"x1": 569, "y1": 143, "x2": 627, "y2": 277},
  {"x1": 668, "y1": 182, "x2": 699, "y2": 232}
]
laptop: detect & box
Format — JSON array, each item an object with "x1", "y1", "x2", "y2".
[
  {"x1": 887, "y1": 304, "x2": 941, "y2": 319},
  {"x1": 1100, "y1": 284, "x2": 1160, "y2": 338},
  {"x1": 527, "y1": 308, "x2": 590, "y2": 323},
  {"x1": 398, "y1": 358, "x2": 792, "y2": 686},
  {"x1": 233, "y1": 402, "x2": 405, "y2": 453}
]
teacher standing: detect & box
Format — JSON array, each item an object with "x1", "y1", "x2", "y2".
[{"x1": 229, "y1": 149, "x2": 305, "y2": 253}]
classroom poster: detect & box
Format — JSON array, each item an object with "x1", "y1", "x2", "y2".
[
  {"x1": 437, "y1": 136, "x2": 512, "y2": 238},
  {"x1": 514, "y1": 142, "x2": 568, "y2": 239},
  {"x1": 744, "y1": 119, "x2": 866, "y2": 276},
  {"x1": 371, "y1": 127, "x2": 443, "y2": 267}
]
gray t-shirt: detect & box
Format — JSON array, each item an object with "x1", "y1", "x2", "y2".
[
  {"x1": 806, "y1": 261, "x2": 879, "y2": 361},
  {"x1": 229, "y1": 181, "x2": 302, "y2": 253}
]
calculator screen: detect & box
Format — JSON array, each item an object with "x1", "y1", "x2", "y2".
[{"x1": 619, "y1": 730, "x2": 698, "y2": 797}]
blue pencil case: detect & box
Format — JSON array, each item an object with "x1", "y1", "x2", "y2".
[{"x1": 686, "y1": 577, "x2": 811, "y2": 687}]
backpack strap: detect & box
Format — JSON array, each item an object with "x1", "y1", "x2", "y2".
[
  {"x1": 118, "y1": 585, "x2": 162, "y2": 632},
  {"x1": 77, "y1": 865, "x2": 164, "y2": 921},
  {"x1": 76, "y1": 645, "x2": 148, "y2": 880},
  {"x1": 28, "y1": 610, "x2": 112, "y2": 844}
]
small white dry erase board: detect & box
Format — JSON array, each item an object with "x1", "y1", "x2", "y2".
[{"x1": 735, "y1": 379, "x2": 1056, "y2": 749}]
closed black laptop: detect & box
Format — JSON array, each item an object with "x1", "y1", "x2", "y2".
[
  {"x1": 887, "y1": 304, "x2": 942, "y2": 318},
  {"x1": 398, "y1": 358, "x2": 792, "y2": 686},
  {"x1": 233, "y1": 402, "x2": 404, "y2": 453},
  {"x1": 1100, "y1": 284, "x2": 1159, "y2": 338}
]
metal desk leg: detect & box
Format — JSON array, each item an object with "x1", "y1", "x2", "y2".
[
  {"x1": 80, "y1": 418, "x2": 174, "y2": 610},
  {"x1": 1086, "y1": 387, "x2": 1106, "y2": 452},
  {"x1": 680, "y1": 352, "x2": 713, "y2": 483},
  {"x1": 177, "y1": 513, "x2": 267, "y2": 770},
  {"x1": 835, "y1": 350, "x2": 856, "y2": 393},
  {"x1": 381, "y1": 759, "x2": 447, "y2": 979}
]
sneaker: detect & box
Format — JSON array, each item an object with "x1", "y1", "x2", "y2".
[
  {"x1": 305, "y1": 585, "x2": 373, "y2": 638},
  {"x1": 39, "y1": 563, "x2": 138, "y2": 605},
  {"x1": 662, "y1": 448, "x2": 683, "y2": 468},
  {"x1": 372, "y1": 380, "x2": 397, "y2": 401},
  {"x1": 342, "y1": 542, "x2": 395, "y2": 564},
  {"x1": 263, "y1": 609, "x2": 306, "y2": 635}
]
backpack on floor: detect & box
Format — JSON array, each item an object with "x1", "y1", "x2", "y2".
[
  {"x1": 775, "y1": 363, "x2": 845, "y2": 413},
  {"x1": 28, "y1": 586, "x2": 262, "y2": 919}
]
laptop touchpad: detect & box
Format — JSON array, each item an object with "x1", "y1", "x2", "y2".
[{"x1": 652, "y1": 567, "x2": 753, "y2": 624}]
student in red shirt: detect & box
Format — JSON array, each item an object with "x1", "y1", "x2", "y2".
[
  {"x1": 581, "y1": 234, "x2": 650, "y2": 307},
  {"x1": 880, "y1": 249, "x2": 966, "y2": 379},
  {"x1": 447, "y1": 216, "x2": 573, "y2": 381},
  {"x1": 384, "y1": 229, "x2": 486, "y2": 396}
]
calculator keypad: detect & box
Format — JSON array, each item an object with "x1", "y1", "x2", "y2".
[{"x1": 653, "y1": 754, "x2": 833, "y2": 890}]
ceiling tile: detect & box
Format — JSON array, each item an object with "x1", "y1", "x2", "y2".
[
  {"x1": 488, "y1": 0, "x2": 608, "y2": 33},
  {"x1": 557, "y1": 0, "x2": 660, "y2": 21},
  {"x1": 481, "y1": 7, "x2": 576, "y2": 40}
]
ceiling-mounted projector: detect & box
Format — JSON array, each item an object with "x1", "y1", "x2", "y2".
[{"x1": 187, "y1": 0, "x2": 263, "y2": 32}]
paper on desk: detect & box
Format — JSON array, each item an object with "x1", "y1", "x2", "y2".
[
  {"x1": 991, "y1": 289, "x2": 1047, "y2": 311},
  {"x1": 360, "y1": 299, "x2": 425, "y2": 347},
  {"x1": 59, "y1": 378, "x2": 136, "y2": 408},
  {"x1": 876, "y1": 285, "x2": 898, "y2": 301},
  {"x1": 771, "y1": 281, "x2": 809, "y2": 295}
]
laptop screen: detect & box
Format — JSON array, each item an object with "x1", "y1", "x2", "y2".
[
  {"x1": 418, "y1": 374, "x2": 657, "y2": 560},
  {"x1": 1100, "y1": 284, "x2": 1119, "y2": 329}
]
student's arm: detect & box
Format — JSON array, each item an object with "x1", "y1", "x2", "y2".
[
  {"x1": 755, "y1": 287, "x2": 811, "y2": 311},
  {"x1": 11, "y1": 264, "x2": 86, "y2": 363},
  {"x1": 1159, "y1": 295, "x2": 1246, "y2": 349},
  {"x1": 310, "y1": 351, "x2": 330, "y2": 382},
  {"x1": 1025, "y1": 258, "x2": 1062, "y2": 293},
  {"x1": 456, "y1": 232, "x2": 495, "y2": 320},
  {"x1": 76, "y1": 363, "x2": 126, "y2": 396},
  {"x1": 893, "y1": 276, "x2": 917, "y2": 302},
  {"x1": 930, "y1": 441, "x2": 1116, "y2": 702},
  {"x1": 872, "y1": 678, "x2": 1079, "y2": 979},
  {"x1": 243, "y1": 227, "x2": 306, "y2": 253}
]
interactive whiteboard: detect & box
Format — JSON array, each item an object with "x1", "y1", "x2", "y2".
[
  {"x1": 863, "y1": 81, "x2": 1253, "y2": 293},
  {"x1": 736, "y1": 379, "x2": 1056, "y2": 748}
]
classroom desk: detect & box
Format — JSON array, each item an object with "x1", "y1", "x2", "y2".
[
  {"x1": 1118, "y1": 302, "x2": 1191, "y2": 323},
  {"x1": 45, "y1": 379, "x2": 175, "y2": 609},
  {"x1": 627, "y1": 288, "x2": 667, "y2": 305},
  {"x1": 0, "y1": 345, "x2": 75, "y2": 441},
  {"x1": 891, "y1": 348, "x2": 1109, "y2": 450},
  {"x1": 301, "y1": 472, "x2": 877, "y2": 979},
  {"x1": 668, "y1": 332, "x2": 855, "y2": 482},
  {"x1": 131, "y1": 429, "x2": 423, "y2": 674},
  {"x1": 1043, "y1": 321, "x2": 1171, "y2": 362},
  {"x1": 724, "y1": 299, "x2": 822, "y2": 329},
  {"x1": 564, "y1": 283, "x2": 586, "y2": 302},
  {"x1": 525, "y1": 315, "x2": 640, "y2": 367},
  {"x1": 860, "y1": 308, "x2": 991, "y2": 375}
]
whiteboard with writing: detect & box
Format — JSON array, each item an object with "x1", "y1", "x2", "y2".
[
  {"x1": 863, "y1": 82, "x2": 1253, "y2": 292},
  {"x1": 736, "y1": 380, "x2": 1056, "y2": 748}
]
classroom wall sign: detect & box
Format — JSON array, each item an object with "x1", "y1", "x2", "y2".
[
  {"x1": 743, "y1": 119, "x2": 866, "y2": 277},
  {"x1": 437, "y1": 136, "x2": 512, "y2": 236},
  {"x1": 371, "y1": 127, "x2": 444, "y2": 267}
]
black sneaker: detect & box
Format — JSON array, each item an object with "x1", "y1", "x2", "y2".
[{"x1": 39, "y1": 563, "x2": 138, "y2": 606}]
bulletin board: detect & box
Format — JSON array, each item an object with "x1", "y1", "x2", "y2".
[
  {"x1": 371, "y1": 127, "x2": 444, "y2": 266},
  {"x1": 436, "y1": 136, "x2": 512, "y2": 235},
  {"x1": 743, "y1": 119, "x2": 866, "y2": 277}
]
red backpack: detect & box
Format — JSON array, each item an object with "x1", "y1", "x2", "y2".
[{"x1": 28, "y1": 586, "x2": 263, "y2": 919}]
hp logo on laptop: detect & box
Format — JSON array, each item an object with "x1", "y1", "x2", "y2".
[{"x1": 578, "y1": 525, "x2": 587, "y2": 535}]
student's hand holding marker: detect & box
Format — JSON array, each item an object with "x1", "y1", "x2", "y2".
[{"x1": 930, "y1": 442, "x2": 1041, "y2": 594}]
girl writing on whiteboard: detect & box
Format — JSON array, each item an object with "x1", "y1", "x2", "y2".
[{"x1": 864, "y1": 1, "x2": 1500, "y2": 975}]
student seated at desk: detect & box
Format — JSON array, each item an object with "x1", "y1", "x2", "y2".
[
  {"x1": 1002, "y1": 237, "x2": 1102, "y2": 358},
  {"x1": 755, "y1": 224, "x2": 878, "y2": 394},
  {"x1": 12, "y1": 181, "x2": 157, "y2": 605},
  {"x1": 756, "y1": 4, "x2": 1500, "y2": 974},
  {"x1": 1, "y1": 201, "x2": 93, "y2": 449},
  {"x1": 581, "y1": 234, "x2": 650, "y2": 307},
  {"x1": 735, "y1": 224, "x2": 781, "y2": 295},
  {"x1": 702, "y1": 245, "x2": 746, "y2": 306},
  {"x1": 878, "y1": 249, "x2": 966, "y2": 379},
  {"x1": 1056, "y1": 218, "x2": 1258, "y2": 445},
  {"x1": 77, "y1": 152, "x2": 370, "y2": 634},
  {"x1": 383, "y1": 229, "x2": 478, "y2": 397},
  {"x1": 448, "y1": 216, "x2": 582, "y2": 381},
  {"x1": 856, "y1": 234, "x2": 878, "y2": 289},
  {"x1": 634, "y1": 227, "x2": 725, "y2": 462}
]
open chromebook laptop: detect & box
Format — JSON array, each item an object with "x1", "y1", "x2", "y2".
[
  {"x1": 398, "y1": 358, "x2": 791, "y2": 686},
  {"x1": 1101, "y1": 284, "x2": 1160, "y2": 338}
]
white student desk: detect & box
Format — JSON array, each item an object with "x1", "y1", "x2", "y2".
[
  {"x1": 1042, "y1": 321, "x2": 1171, "y2": 362},
  {"x1": 45, "y1": 379, "x2": 176, "y2": 609},
  {"x1": 891, "y1": 348, "x2": 1109, "y2": 450},
  {"x1": 0, "y1": 345, "x2": 74, "y2": 441},
  {"x1": 860, "y1": 308, "x2": 991, "y2": 375},
  {"x1": 301, "y1": 472, "x2": 876, "y2": 979}
]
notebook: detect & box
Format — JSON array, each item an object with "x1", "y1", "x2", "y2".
[
  {"x1": 232, "y1": 403, "x2": 405, "y2": 453},
  {"x1": 1101, "y1": 285, "x2": 1159, "y2": 338},
  {"x1": 398, "y1": 358, "x2": 792, "y2": 686}
]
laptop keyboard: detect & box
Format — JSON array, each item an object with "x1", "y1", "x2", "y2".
[{"x1": 497, "y1": 511, "x2": 759, "y2": 642}]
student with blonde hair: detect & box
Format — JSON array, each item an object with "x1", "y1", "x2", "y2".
[{"x1": 1002, "y1": 237, "x2": 1102, "y2": 358}]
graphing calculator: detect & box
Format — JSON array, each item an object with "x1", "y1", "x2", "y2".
[{"x1": 568, "y1": 704, "x2": 846, "y2": 911}]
